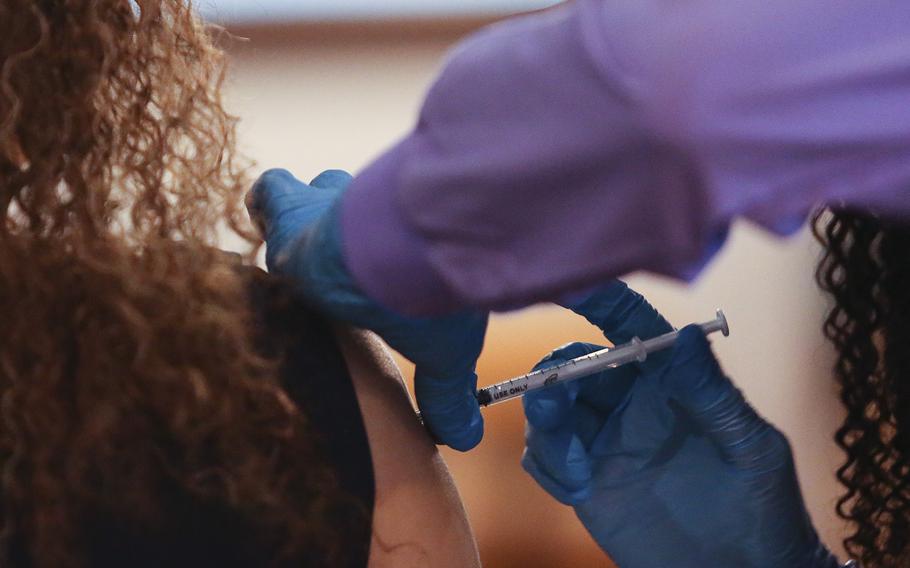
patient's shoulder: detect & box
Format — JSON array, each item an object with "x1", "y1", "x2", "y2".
[{"x1": 334, "y1": 328, "x2": 480, "y2": 568}]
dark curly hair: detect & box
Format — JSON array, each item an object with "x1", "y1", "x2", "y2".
[
  {"x1": 814, "y1": 209, "x2": 910, "y2": 567},
  {"x1": 0, "y1": 1, "x2": 361, "y2": 566}
]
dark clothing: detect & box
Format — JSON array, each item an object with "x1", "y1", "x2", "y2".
[{"x1": 247, "y1": 269, "x2": 375, "y2": 538}]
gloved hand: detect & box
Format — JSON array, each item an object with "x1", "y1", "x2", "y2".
[
  {"x1": 522, "y1": 282, "x2": 840, "y2": 568},
  {"x1": 247, "y1": 169, "x2": 488, "y2": 451}
]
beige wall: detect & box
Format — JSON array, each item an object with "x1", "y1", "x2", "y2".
[{"x1": 224, "y1": 24, "x2": 846, "y2": 566}]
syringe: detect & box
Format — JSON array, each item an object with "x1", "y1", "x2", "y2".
[{"x1": 475, "y1": 310, "x2": 730, "y2": 408}]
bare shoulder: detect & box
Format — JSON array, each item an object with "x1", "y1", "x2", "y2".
[{"x1": 333, "y1": 327, "x2": 481, "y2": 568}]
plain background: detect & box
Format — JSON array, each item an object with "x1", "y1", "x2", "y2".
[
  {"x1": 199, "y1": 0, "x2": 561, "y2": 21},
  {"x1": 220, "y1": 16, "x2": 848, "y2": 567}
]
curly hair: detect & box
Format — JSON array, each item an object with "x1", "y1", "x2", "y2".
[
  {"x1": 813, "y1": 209, "x2": 910, "y2": 567},
  {"x1": 0, "y1": 1, "x2": 361, "y2": 566}
]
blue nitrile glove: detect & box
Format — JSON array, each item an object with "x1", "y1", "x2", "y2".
[
  {"x1": 247, "y1": 169, "x2": 488, "y2": 451},
  {"x1": 522, "y1": 283, "x2": 840, "y2": 568}
]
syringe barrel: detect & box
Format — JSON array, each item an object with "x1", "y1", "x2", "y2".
[
  {"x1": 478, "y1": 340, "x2": 646, "y2": 406},
  {"x1": 476, "y1": 309, "x2": 729, "y2": 408},
  {"x1": 537, "y1": 341, "x2": 641, "y2": 383}
]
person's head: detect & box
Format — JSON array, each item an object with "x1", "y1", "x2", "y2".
[
  {"x1": 0, "y1": 2, "x2": 359, "y2": 565},
  {"x1": 814, "y1": 210, "x2": 910, "y2": 568}
]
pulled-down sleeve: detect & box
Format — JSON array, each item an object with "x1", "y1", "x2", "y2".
[{"x1": 340, "y1": 0, "x2": 910, "y2": 315}]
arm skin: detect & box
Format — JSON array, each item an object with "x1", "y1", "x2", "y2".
[
  {"x1": 334, "y1": 327, "x2": 481, "y2": 568},
  {"x1": 339, "y1": 0, "x2": 910, "y2": 315}
]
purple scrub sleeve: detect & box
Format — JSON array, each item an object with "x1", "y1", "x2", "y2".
[{"x1": 341, "y1": 0, "x2": 910, "y2": 315}]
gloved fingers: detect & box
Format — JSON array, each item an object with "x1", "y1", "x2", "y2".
[
  {"x1": 247, "y1": 169, "x2": 349, "y2": 236},
  {"x1": 585, "y1": 382, "x2": 677, "y2": 462},
  {"x1": 414, "y1": 368, "x2": 484, "y2": 452},
  {"x1": 522, "y1": 424, "x2": 593, "y2": 506},
  {"x1": 664, "y1": 326, "x2": 790, "y2": 469},
  {"x1": 393, "y1": 311, "x2": 489, "y2": 375},
  {"x1": 559, "y1": 281, "x2": 674, "y2": 347},
  {"x1": 523, "y1": 342, "x2": 604, "y2": 430},
  {"x1": 524, "y1": 409, "x2": 598, "y2": 495},
  {"x1": 521, "y1": 449, "x2": 592, "y2": 506},
  {"x1": 523, "y1": 384, "x2": 574, "y2": 432},
  {"x1": 524, "y1": 365, "x2": 639, "y2": 432},
  {"x1": 309, "y1": 169, "x2": 354, "y2": 192},
  {"x1": 246, "y1": 168, "x2": 304, "y2": 229},
  {"x1": 572, "y1": 398, "x2": 613, "y2": 450},
  {"x1": 575, "y1": 363, "x2": 642, "y2": 418}
]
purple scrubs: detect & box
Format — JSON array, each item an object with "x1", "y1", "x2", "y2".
[{"x1": 340, "y1": 0, "x2": 910, "y2": 315}]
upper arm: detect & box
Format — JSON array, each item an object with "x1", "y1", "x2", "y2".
[
  {"x1": 341, "y1": 2, "x2": 710, "y2": 312},
  {"x1": 333, "y1": 327, "x2": 480, "y2": 568},
  {"x1": 343, "y1": 0, "x2": 910, "y2": 315}
]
